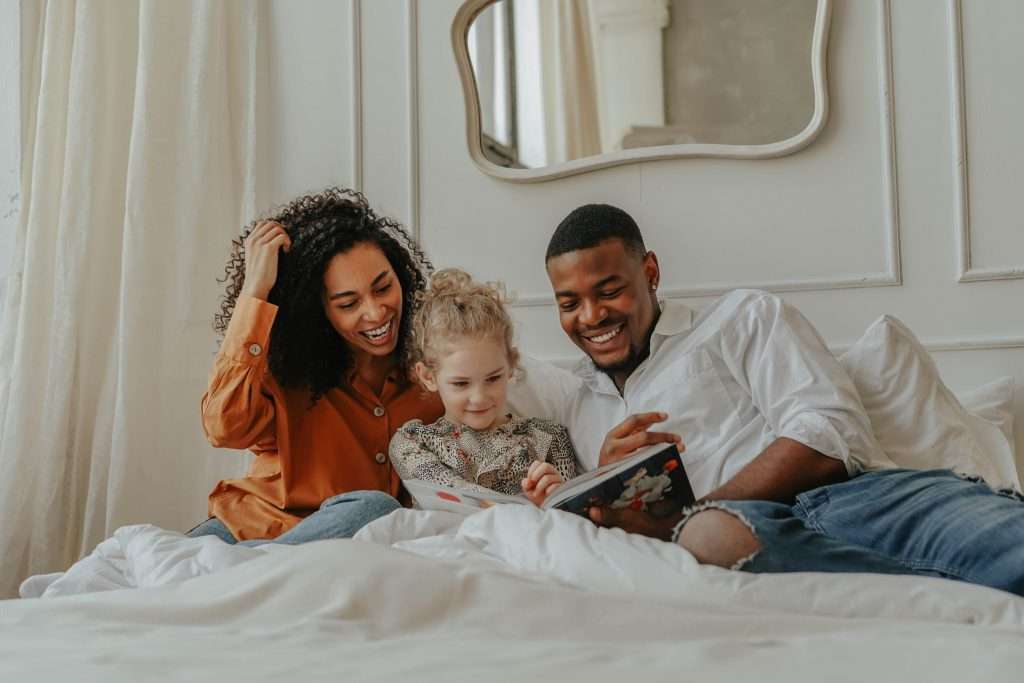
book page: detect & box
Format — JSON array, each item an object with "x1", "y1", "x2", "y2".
[{"x1": 404, "y1": 479, "x2": 529, "y2": 515}]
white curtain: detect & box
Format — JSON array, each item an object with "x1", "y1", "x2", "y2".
[
  {"x1": 555, "y1": 0, "x2": 601, "y2": 161},
  {"x1": 0, "y1": 0, "x2": 266, "y2": 597}
]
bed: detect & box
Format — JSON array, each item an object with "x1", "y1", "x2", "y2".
[
  {"x1": 3, "y1": 506, "x2": 1024, "y2": 681},
  {"x1": 4, "y1": 314, "x2": 1023, "y2": 680}
]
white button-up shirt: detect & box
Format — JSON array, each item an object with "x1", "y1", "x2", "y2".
[{"x1": 509, "y1": 289, "x2": 891, "y2": 499}]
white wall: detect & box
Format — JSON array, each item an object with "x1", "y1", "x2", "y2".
[
  {"x1": 263, "y1": 0, "x2": 359, "y2": 204},
  {"x1": 322, "y1": 0, "x2": 1024, "y2": 473},
  {"x1": 11, "y1": 1, "x2": 1020, "y2": 477}
]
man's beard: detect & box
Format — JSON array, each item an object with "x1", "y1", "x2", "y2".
[
  {"x1": 591, "y1": 343, "x2": 642, "y2": 377},
  {"x1": 587, "y1": 319, "x2": 657, "y2": 380}
]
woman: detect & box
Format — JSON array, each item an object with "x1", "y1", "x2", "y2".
[{"x1": 188, "y1": 188, "x2": 443, "y2": 544}]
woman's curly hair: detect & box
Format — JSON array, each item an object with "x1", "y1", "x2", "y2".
[{"x1": 215, "y1": 187, "x2": 432, "y2": 404}]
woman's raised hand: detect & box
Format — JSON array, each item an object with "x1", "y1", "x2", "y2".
[{"x1": 240, "y1": 220, "x2": 292, "y2": 301}]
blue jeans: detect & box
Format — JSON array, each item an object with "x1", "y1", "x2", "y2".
[
  {"x1": 705, "y1": 469, "x2": 1024, "y2": 596},
  {"x1": 186, "y1": 490, "x2": 401, "y2": 546}
]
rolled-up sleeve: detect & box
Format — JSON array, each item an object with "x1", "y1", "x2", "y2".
[
  {"x1": 718, "y1": 291, "x2": 882, "y2": 475},
  {"x1": 201, "y1": 296, "x2": 279, "y2": 449}
]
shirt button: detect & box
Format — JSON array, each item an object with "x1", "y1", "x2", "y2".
[
  {"x1": 373, "y1": 406, "x2": 385, "y2": 417},
  {"x1": 374, "y1": 452, "x2": 387, "y2": 464},
  {"x1": 248, "y1": 343, "x2": 262, "y2": 356}
]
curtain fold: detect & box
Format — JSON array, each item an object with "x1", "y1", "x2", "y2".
[
  {"x1": 556, "y1": 0, "x2": 602, "y2": 161},
  {"x1": 0, "y1": 0, "x2": 266, "y2": 597}
]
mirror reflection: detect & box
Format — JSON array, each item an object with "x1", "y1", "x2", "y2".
[{"x1": 466, "y1": 0, "x2": 820, "y2": 169}]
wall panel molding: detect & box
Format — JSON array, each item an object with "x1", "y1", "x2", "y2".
[
  {"x1": 917, "y1": 335, "x2": 1024, "y2": 354},
  {"x1": 544, "y1": 334, "x2": 1024, "y2": 368},
  {"x1": 407, "y1": 0, "x2": 421, "y2": 242},
  {"x1": 833, "y1": 335, "x2": 1024, "y2": 356},
  {"x1": 350, "y1": 0, "x2": 364, "y2": 191},
  {"x1": 510, "y1": 0, "x2": 902, "y2": 308},
  {"x1": 949, "y1": 0, "x2": 1024, "y2": 283}
]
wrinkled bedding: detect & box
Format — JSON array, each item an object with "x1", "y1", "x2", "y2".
[{"x1": 5, "y1": 506, "x2": 1024, "y2": 681}]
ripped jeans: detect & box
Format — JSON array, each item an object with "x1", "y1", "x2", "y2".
[{"x1": 685, "y1": 469, "x2": 1024, "y2": 596}]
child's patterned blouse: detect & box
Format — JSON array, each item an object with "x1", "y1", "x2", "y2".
[{"x1": 388, "y1": 415, "x2": 579, "y2": 496}]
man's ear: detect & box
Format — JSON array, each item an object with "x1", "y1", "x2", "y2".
[
  {"x1": 415, "y1": 362, "x2": 438, "y2": 392},
  {"x1": 642, "y1": 250, "x2": 660, "y2": 291}
]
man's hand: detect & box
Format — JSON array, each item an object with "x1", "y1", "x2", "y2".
[
  {"x1": 588, "y1": 505, "x2": 684, "y2": 542},
  {"x1": 599, "y1": 412, "x2": 684, "y2": 467},
  {"x1": 522, "y1": 461, "x2": 564, "y2": 506}
]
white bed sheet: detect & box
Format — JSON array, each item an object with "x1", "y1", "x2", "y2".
[{"x1": 4, "y1": 507, "x2": 1024, "y2": 681}]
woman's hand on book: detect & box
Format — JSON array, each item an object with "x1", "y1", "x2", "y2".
[
  {"x1": 522, "y1": 461, "x2": 563, "y2": 506},
  {"x1": 598, "y1": 412, "x2": 684, "y2": 467}
]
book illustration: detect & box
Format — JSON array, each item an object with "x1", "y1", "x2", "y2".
[
  {"x1": 403, "y1": 479, "x2": 527, "y2": 516},
  {"x1": 434, "y1": 489, "x2": 497, "y2": 509},
  {"x1": 610, "y1": 458, "x2": 679, "y2": 511}
]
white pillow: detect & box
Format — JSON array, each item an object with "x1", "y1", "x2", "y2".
[
  {"x1": 838, "y1": 315, "x2": 1019, "y2": 491},
  {"x1": 957, "y1": 376, "x2": 1016, "y2": 453}
]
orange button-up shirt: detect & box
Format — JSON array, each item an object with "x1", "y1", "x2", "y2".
[{"x1": 200, "y1": 296, "x2": 443, "y2": 541}]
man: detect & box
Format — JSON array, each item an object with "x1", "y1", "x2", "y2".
[{"x1": 513, "y1": 203, "x2": 1024, "y2": 595}]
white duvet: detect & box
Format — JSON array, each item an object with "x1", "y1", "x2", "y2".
[{"x1": 4, "y1": 506, "x2": 1024, "y2": 681}]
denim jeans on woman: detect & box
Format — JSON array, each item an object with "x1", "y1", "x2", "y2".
[
  {"x1": 702, "y1": 469, "x2": 1024, "y2": 596},
  {"x1": 186, "y1": 490, "x2": 400, "y2": 546}
]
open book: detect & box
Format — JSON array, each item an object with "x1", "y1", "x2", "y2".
[{"x1": 402, "y1": 443, "x2": 694, "y2": 520}]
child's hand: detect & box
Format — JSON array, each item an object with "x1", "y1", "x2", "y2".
[{"x1": 522, "y1": 461, "x2": 563, "y2": 506}]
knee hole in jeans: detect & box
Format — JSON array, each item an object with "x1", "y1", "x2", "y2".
[{"x1": 676, "y1": 508, "x2": 762, "y2": 570}]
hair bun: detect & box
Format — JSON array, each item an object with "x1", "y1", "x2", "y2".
[
  {"x1": 428, "y1": 268, "x2": 473, "y2": 296},
  {"x1": 426, "y1": 268, "x2": 506, "y2": 304},
  {"x1": 409, "y1": 267, "x2": 520, "y2": 376}
]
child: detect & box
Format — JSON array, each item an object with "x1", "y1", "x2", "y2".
[{"x1": 389, "y1": 268, "x2": 578, "y2": 505}]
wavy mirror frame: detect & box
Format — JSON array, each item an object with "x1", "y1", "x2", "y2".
[{"x1": 452, "y1": 0, "x2": 832, "y2": 183}]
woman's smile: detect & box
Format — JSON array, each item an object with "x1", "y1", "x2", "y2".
[{"x1": 360, "y1": 318, "x2": 394, "y2": 345}]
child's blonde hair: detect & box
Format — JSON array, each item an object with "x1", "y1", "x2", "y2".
[{"x1": 410, "y1": 268, "x2": 519, "y2": 375}]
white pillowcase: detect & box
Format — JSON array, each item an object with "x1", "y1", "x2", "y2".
[
  {"x1": 838, "y1": 315, "x2": 1019, "y2": 491},
  {"x1": 957, "y1": 376, "x2": 1016, "y2": 452}
]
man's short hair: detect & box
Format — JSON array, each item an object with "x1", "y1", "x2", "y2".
[{"x1": 545, "y1": 204, "x2": 647, "y2": 263}]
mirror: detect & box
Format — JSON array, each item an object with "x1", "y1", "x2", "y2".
[{"x1": 452, "y1": 0, "x2": 831, "y2": 182}]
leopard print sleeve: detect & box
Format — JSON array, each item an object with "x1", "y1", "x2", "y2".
[
  {"x1": 548, "y1": 424, "x2": 579, "y2": 482},
  {"x1": 526, "y1": 418, "x2": 579, "y2": 482}
]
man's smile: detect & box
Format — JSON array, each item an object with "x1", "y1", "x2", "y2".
[{"x1": 581, "y1": 323, "x2": 625, "y2": 347}]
